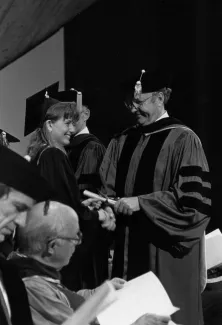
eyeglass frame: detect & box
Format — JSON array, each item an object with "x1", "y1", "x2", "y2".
[
  {"x1": 125, "y1": 94, "x2": 153, "y2": 111},
  {"x1": 48, "y1": 231, "x2": 83, "y2": 246}
]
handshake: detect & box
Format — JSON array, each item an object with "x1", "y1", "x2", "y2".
[
  {"x1": 81, "y1": 191, "x2": 116, "y2": 231},
  {"x1": 82, "y1": 190, "x2": 141, "y2": 231},
  {"x1": 98, "y1": 206, "x2": 116, "y2": 231}
]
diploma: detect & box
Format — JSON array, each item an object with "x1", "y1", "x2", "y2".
[{"x1": 83, "y1": 190, "x2": 117, "y2": 207}]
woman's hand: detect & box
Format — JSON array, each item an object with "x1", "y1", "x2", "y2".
[
  {"x1": 81, "y1": 198, "x2": 103, "y2": 210},
  {"x1": 98, "y1": 207, "x2": 116, "y2": 231}
]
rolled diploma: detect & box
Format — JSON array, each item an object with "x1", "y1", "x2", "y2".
[{"x1": 83, "y1": 190, "x2": 117, "y2": 207}]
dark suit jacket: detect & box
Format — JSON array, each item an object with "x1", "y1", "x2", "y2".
[{"x1": 0, "y1": 256, "x2": 33, "y2": 325}]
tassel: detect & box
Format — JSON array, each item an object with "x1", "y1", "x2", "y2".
[
  {"x1": 70, "y1": 88, "x2": 82, "y2": 112},
  {"x1": 134, "y1": 69, "x2": 145, "y2": 95},
  {"x1": 1, "y1": 131, "x2": 9, "y2": 147}
]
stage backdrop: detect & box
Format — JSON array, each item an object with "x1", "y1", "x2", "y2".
[{"x1": 0, "y1": 29, "x2": 65, "y2": 155}]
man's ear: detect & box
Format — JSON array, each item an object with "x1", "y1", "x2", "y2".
[
  {"x1": 156, "y1": 92, "x2": 164, "y2": 105},
  {"x1": 83, "y1": 108, "x2": 90, "y2": 122},
  {"x1": 47, "y1": 239, "x2": 57, "y2": 256}
]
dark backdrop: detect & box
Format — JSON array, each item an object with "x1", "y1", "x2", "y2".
[{"x1": 64, "y1": 0, "x2": 222, "y2": 231}]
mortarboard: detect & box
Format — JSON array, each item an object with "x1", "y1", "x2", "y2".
[
  {"x1": 24, "y1": 82, "x2": 59, "y2": 136},
  {"x1": 53, "y1": 88, "x2": 83, "y2": 113},
  {"x1": 53, "y1": 87, "x2": 100, "y2": 111},
  {"x1": 123, "y1": 68, "x2": 173, "y2": 102},
  {"x1": 0, "y1": 146, "x2": 55, "y2": 202},
  {"x1": 53, "y1": 89, "x2": 77, "y2": 102},
  {"x1": 0, "y1": 129, "x2": 20, "y2": 144}
]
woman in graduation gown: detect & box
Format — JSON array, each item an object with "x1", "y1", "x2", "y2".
[{"x1": 26, "y1": 98, "x2": 115, "y2": 291}]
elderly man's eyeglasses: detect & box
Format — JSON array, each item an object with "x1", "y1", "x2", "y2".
[
  {"x1": 48, "y1": 231, "x2": 83, "y2": 246},
  {"x1": 125, "y1": 95, "x2": 153, "y2": 110}
]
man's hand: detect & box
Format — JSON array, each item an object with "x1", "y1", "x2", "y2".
[
  {"x1": 114, "y1": 197, "x2": 140, "y2": 215},
  {"x1": 98, "y1": 206, "x2": 116, "y2": 231},
  {"x1": 110, "y1": 277, "x2": 126, "y2": 290},
  {"x1": 133, "y1": 314, "x2": 171, "y2": 325}
]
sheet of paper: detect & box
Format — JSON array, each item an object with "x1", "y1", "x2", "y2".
[
  {"x1": 206, "y1": 228, "x2": 221, "y2": 239},
  {"x1": 206, "y1": 228, "x2": 222, "y2": 269},
  {"x1": 97, "y1": 272, "x2": 179, "y2": 325}
]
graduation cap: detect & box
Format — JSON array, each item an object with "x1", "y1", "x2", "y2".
[
  {"x1": 136, "y1": 69, "x2": 172, "y2": 94},
  {"x1": 24, "y1": 82, "x2": 59, "y2": 136},
  {"x1": 123, "y1": 68, "x2": 173, "y2": 103},
  {"x1": 53, "y1": 88, "x2": 82, "y2": 112},
  {"x1": 0, "y1": 146, "x2": 55, "y2": 202},
  {"x1": 0, "y1": 129, "x2": 20, "y2": 146},
  {"x1": 54, "y1": 87, "x2": 100, "y2": 109}
]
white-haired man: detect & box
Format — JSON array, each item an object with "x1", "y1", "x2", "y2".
[
  {"x1": 10, "y1": 200, "x2": 171, "y2": 325},
  {"x1": 100, "y1": 68, "x2": 211, "y2": 325}
]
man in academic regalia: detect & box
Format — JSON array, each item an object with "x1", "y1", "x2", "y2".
[
  {"x1": 67, "y1": 90, "x2": 110, "y2": 289},
  {"x1": 0, "y1": 145, "x2": 53, "y2": 325},
  {"x1": 100, "y1": 69, "x2": 211, "y2": 325},
  {"x1": 54, "y1": 89, "x2": 110, "y2": 289},
  {"x1": 68, "y1": 96, "x2": 106, "y2": 196}
]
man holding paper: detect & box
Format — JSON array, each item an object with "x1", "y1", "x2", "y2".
[
  {"x1": 10, "y1": 200, "x2": 170, "y2": 325},
  {"x1": 100, "y1": 68, "x2": 211, "y2": 325}
]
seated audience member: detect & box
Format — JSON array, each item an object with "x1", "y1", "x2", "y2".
[
  {"x1": 10, "y1": 201, "x2": 171, "y2": 325},
  {"x1": 202, "y1": 265, "x2": 222, "y2": 325},
  {"x1": 0, "y1": 145, "x2": 53, "y2": 325}
]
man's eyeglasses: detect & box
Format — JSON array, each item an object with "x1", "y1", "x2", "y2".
[
  {"x1": 48, "y1": 231, "x2": 83, "y2": 246},
  {"x1": 125, "y1": 95, "x2": 153, "y2": 111}
]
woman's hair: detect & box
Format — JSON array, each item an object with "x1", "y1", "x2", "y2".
[{"x1": 27, "y1": 101, "x2": 77, "y2": 160}]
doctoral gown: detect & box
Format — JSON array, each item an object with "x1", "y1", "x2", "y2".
[
  {"x1": 100, "y1": 117, "x2": 211, "y2": 325},
  {"x1": 68, "y1": 133, "x2": 106, "y2": 194},
  {"x1": 32, "y1": 146, "x2": 100, "y2": 291},
  {"x1": 68, "y1": 134, "x2": 111, "y2": 288}
]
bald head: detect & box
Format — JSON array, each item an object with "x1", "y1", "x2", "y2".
[
  {"x1": 28, "y1": 200, "x2": 78, "y2": 225},
  {"x1": 17, "y1": 201, "x2": 79, "y2": 256}
]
